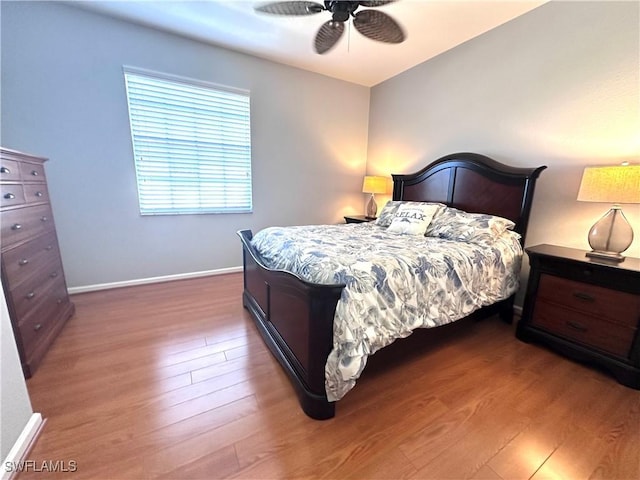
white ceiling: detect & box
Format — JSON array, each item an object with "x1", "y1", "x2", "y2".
[{"x1": 73, "y1": 0, "x2": 546, "y2": 87}]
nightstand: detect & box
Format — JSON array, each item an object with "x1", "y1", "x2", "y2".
[
  {"x1": 344, "y1": 215, "x2": 374, "y2": 224},
  {"x1": 516, "y1": 244, "x2": 640, "y2": 389}
]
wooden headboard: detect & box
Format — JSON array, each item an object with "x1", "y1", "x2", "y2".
[{"x1": 392, "y1": 152, "x2": 546, "y2": 243}]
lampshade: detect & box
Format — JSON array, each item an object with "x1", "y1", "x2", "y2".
[
  {"x1": 576, "y1": 164, "x2": 640, "y2": 262},
  {"x1": 577, "y1": 165, "x2": 640, "y2": 204},
  {"x1": 362, "y1": 175, "x2": 387, "y2": 194}
]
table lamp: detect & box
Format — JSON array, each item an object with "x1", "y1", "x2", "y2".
[
  {"x1": 362, "y1": 175, "x2": 387, "y2": 219},
  {"x1": 577, "y1": 164, "x2": 640, "y2": 262}
]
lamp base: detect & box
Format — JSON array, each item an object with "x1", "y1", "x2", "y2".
[
  {"x1": 585, "y1": 206, "x2": 633, "y2": 264},
  {"x1": 585, "y1": 250, "x2": 625, "y2": 263},
  {"x1": 366, "y1": 194, "x2": 378, "y2": 219}
]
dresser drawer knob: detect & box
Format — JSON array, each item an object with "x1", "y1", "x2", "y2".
[
  {"x1": 566, "y1": 320, "x2": 588, "y2": 332},
  {"x1": 11, "y1": 223, "x2": 22, "y2": 230},
  {"x1": 35, "y1": 191, "x2": 43, "y2": 197},
  {"x1": 31, "y1": 170, "x2": 39, "y2": 176},
  {"x1": 33, "y1": 323, "x2": 42, "y2": 331},
  {"x1": 25, "y1": 291, "x2": 36, "y2": 300},
  {"x1": 45, "y1": 245, "x2": 53, "y2": 251},
  {"x1": 56, "y1": 298, "x2": 64, "y2": 305},
  {"x1": 572, "y1": 291, "x2": 595, "y2": 302},
  {"x1": 0, "y1": 166, "x2": 10, "y2": 174},
  {"x1": 40, "y1": 216, "x2": 48, "y2": 222},
  {"x1": 18, "y1": 258, "x2": 29, "y2": 266},
  {"x1": 50, "y1": 271, "x2": 58, "y2": 278},
  {"x1": 4, "y1": 193, "x2": 15, "y2": 199}
]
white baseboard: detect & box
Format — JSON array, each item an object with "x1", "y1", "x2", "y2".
[
  {"x1": 68, "y1": 266, "x2": 243, "y2": 295},
  {"x1": 2, "y1": 414, "x2": 45, "y2": 480}
]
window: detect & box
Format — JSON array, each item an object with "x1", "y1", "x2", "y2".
[{"x1": 123, "y1": 67, "x2": 252, "y2": 215}]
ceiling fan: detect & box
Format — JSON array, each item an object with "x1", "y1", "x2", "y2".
[{"x1": 254, "y1": 1, "x2": 406, "y2": 54}]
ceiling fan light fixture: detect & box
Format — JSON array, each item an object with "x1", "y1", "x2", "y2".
[
  {"x1": 332, "y1": 11, "x2": 349, "y2": 22},
  {"x1": 255, "y1": 0, "x2": 406, "y2": 54}
]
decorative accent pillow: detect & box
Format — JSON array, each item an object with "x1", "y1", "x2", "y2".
[
  {"x1": 376, "y1": 201, "x2": 445, "y2": 227},
  {"x1": 426, "y1": 207, "x2": 516, "y2": 244},
  {"x1": 387, "y1": 203, "x2": 442, "y2": 235}
]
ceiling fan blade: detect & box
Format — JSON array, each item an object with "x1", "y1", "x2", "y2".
[
  {"x1": 314, "y1": 20, "x2": 345, "y2": 54},
  {"x1": 359, "y1": 1, "x2": 397, "y2": 7},
  {"x1": 353, "y1": 10, "x2": 405, "y2": 44},
  {"x1": 255, "y1": 1, "x2": 324, "y2": 16}
]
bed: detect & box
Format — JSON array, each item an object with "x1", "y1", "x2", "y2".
[{"x1": 238, "y1": 152, "x2": 546, "y2": 419}]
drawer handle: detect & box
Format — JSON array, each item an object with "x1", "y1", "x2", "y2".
[
  {"x1": 0, "y1": 166, "x2": 10, "y2": 174},
  {"x1": 45, "y1": 245, "x2": 53, "y2": 251},
  {"x1": 18, "y1": 258, "x2": 29, "y2": 266},
  {"x1": 31, "y1": 170, "x2": 39, "y2": 176},
  {"x1": 40, "y1": 216, "x2": 48, "y2": 222},
  {"x1": 34, "y1": 323, "x2": 42, "y2": 331},
  {"x1": 50, "y1": 271, "x2": 58, "y2": 278},
  {"x1": 4, "y1": 193, "x2": 15, "y2": 199},
  {"x1": 566, "y1": 320, "x2": 588, "y2": 332},
  {"x1": 11, "y1": 223, "x2": 22, "y2": 230},
  {"x1": 572, "y1": 291, "x2": 595, "y2": 302},
  {"x1": 25, "y1": 291, "x2": 36, "y2": 300},
  {"x1": 56, "y1": 298, "x2": 64, "y2": 305},
  {"x1": 35, "y1": 191, "x2": 43, "y2": 197}
]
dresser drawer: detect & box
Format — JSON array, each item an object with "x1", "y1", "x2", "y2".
[
  {"x1": 538, "y1": 273, "x2": 640, "y2": 328},
  {"x1": 2, "y1": 232, "x2": 61, "y2": 289},
  {"x1": 23, "y1": 183, "x2": 49, "y2": 204},
  {"x1": 18, "y1": 279, "x2": 70, "y2": 359},
  {"x1": 1, "y1": 158, "x2": 21, "y2": 181},
  {"x1": 19, "y1": 161, "x2": 46, "y2": 182},
  {"x1": 1, "y1": 204, "x2": 54, "y2": 248},
  {"x1": 531, "y1": 300, "x2": 635, "y2": 358},
  {"x1": 1, "y1": 183, "x2": 25, "y2": 207},
  {"x1": 10, "y1": 257, "x2": 65, "y2": 319}
]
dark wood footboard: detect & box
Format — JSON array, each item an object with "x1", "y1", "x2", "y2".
[{"x1": 237, "y1": 229, "x2": 344, "y2": 419}]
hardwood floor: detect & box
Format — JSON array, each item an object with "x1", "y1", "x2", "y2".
[{"x1": 20, "y1": 273, "x2": 639, "y2": 479}]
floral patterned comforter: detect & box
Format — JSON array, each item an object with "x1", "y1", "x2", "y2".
[{"x1": 251, "y1": 222, "x2": 523, "y2": 402}]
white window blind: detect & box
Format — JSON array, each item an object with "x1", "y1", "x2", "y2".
[{"x1": 123, "y1": 67, "x2": 252, "y2": 215}]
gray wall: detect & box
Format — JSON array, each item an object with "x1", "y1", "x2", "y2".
[
  {"x1": 1, "y1": 1, "x2": 370, "y2": 288},
  {"x1": 367, "y1": 1, "x2": 640, "y2": 302},
  {"x1": 0, "y1": 283, "x2": 34, "y2": 460}
]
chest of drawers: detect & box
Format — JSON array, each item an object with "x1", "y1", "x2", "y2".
[
  {"x1": 1, "y1": 147, "x2": 74, "y2": 377},
  {"x1": 516, "y1": 244, "x2": 640, "y2": 388}
]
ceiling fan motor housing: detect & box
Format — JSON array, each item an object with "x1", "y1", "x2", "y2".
[{"x1": 324, "y1": 1, "x2": 360, "y2": 22}]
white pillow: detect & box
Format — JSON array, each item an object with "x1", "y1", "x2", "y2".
[
  {"x1": 376, "y1": 201, "x2": 445, "y2": 227},
  {"x1": 426, "y1": 207, "x2": 516, "y2": 244},
  {"x1": 387, "y1": 203, "x2": 441, "y2": 235}
]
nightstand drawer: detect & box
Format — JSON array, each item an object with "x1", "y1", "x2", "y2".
[
  {"x1": 531, "y1": 300, "x2": 635, "y2": 358},
  {"x1": 538, "y1": 273, "x2": 639, "y2": 328}
]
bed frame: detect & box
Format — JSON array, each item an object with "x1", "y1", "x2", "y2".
[{"x1": 238, "y1": 152, "x2": 546, "y2": 419}]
